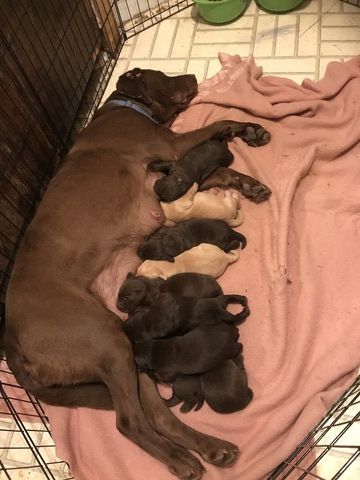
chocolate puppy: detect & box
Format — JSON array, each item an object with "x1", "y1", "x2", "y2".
[
  {"x1": 117, "y1": 273, "x2": 164, "y2": 313},
  {"x1": 164, "y1": 352, "x2": 253, "y2": 414},
  {"x1": 200, "y1": 353, "x2": 253, "y2": 414},
  {"x1": 117, "y1": 272, "x2": 223, "y2": 314},
  {"x1": 124, "y1": 293, "x2": 249, "y2": 342},
  {"x1": 149, "y1": 140, "x2": 234, "y2": 202},
  {"x1": 133, "y1": 323, "x2": 241, "y2": 383},
  {"x1": 137, "y1": 218, "x2": 246, "y2": 262}
]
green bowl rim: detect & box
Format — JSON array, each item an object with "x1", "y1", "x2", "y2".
[{"x1": 194, "y1": 0, "x2": 245, "y2": 6}]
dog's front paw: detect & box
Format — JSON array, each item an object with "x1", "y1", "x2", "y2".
[
  {"x1": 242, "y1": 181, "x2": 272, "y2": 203},
  {"x1": 238, "y1": 123, "x2": 271, "y2": 147}
]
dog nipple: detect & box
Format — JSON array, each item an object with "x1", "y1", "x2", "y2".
[{"x1": 150, "y1": 208, "x2": 165, "y2": 224}]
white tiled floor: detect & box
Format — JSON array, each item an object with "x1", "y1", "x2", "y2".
[{"x1": 103, "y1": 0, "x2": 360, "y2": 101}]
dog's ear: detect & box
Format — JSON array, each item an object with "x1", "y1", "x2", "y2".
[
  {"x1": 116, "y1": 69, "x2": 152, "y2": 105},
  {"x1": 126, "y1": 272, "x2": 135, "y2": 279}
]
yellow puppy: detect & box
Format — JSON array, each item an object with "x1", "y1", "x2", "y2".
[
  {"x1": 136, "y1": 243, "x2": 239, "y2": 280},
  {"x1": 160, "y1": 183, "x2": 244, "y2": 227}
]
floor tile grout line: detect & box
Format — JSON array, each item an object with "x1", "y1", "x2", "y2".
[
  {"x1": 249, "y1": 4, "x2": 259, "y2": 56},
  {"x1": 168, "y1": 17, "x2": 180, "y2": 59},
  {"x1": 294, "y1": 13, "x2": 300, "y2": 58},
  {"x1": 129, "y1": 54, "x2": 355, "y2": 61},
  {"x1": 204, "y1": 58, "x2": 210, "y2": 80},
  {"x1": 149, "y1": 23, "x2": 161, "y2": 59},
  {"x1": 272, "y1": 15, "x2": 279, "y2": 58},
  {"x1": 316, "y1": 0, "x2": 322, "y2": 81},
  {"x1": 126, "y1": 36, "x2": 138, "y2": 71},
  {"x1": 184, "y1": 15, "x2": 200, "y2": 74}
]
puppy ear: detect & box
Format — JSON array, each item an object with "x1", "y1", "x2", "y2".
[
  {"x1": 116, "y1": 69, "x2": 152, "y2": 105},
  {"x1": 126, "y1": 272, "x2": 135, "y2": 279}
]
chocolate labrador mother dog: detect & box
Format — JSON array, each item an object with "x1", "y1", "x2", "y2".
[{"x1": 4, "y1": 68, "x2": 270, "y2": 479}]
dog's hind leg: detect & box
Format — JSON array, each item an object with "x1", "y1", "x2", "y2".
[
  {"x1": 7, "y1": 295, "x2": 204, "y2": 479},
  {"x1": 98, "y1": 323, "x2": 205, "y2": 480},
  {"x1": 139, "y1": 372, "x2": 240, "y2": 468}
]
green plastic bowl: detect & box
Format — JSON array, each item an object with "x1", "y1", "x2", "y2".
[
  {"x1": 257, "y1": 0, "x2": 304, "y2": 12},
  {"x1": 194, "y1": 0, "x2": 247, "y2": 24}
]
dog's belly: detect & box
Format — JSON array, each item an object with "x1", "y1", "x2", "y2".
[{"x1": 92, "y1": 248, "x2": 142, "y2": 318}]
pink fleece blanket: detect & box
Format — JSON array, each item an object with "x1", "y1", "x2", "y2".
[{"x1": 45, "y1": 55, "x2": 360, "y2": 480}]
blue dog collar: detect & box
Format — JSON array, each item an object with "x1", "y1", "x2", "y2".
[{"x1": 107, "y1": 99, "x2": 158, "y2": 123}]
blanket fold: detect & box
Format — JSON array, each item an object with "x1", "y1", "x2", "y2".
[{"x1": 45, "y1": 54, "x2": 360, "y2": 480}]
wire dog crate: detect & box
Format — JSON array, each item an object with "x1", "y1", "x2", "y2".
[
  {"x1": 341, "y1": 0, "x2": 360, "y2": 7},
  {"x1": 0, "y1": 0, "x2": 359, "y2": 479}
]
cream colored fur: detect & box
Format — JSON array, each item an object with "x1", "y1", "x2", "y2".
[
  {"x1": 136, "y1": 243, "x2": 240, "y2": 280},
  {"x1": 160, "y1": 183, "x2": 244, "y2": 227}
]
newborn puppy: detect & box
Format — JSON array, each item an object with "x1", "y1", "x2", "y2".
[
  {"x1": 136, "y1": 243, "x2": 239, "y2": 279},
  {"x1": 124, "y1": 293, "x2": 249, "y2": 342},
  {"x1": 150, "y1": 140, "x2": 234, "y2": 202},
  {"x1": 133, "y1": 323, "x2": 241, "y2": 383},
  {"x1": 137, "y1": 218, "x2": 246, "y2": 262},
  {"x1": 161, "y1": 272, "x2": 223, "y2": 298},
  {"x1": 117, "y1": 272, "x2": 223, "y2": 313},
  {"x1": 117, "y1": 273, "x2": 164, "y2": 313},
  {"x1": 201, "y1": 352, "x2": 253, "y2": 414},
  {"x1": 161, "y1": 183, "x2": 244, "y2": 227},
  {"x1": 164, "y1": 353, "x2": 253, "y2": 414}
]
